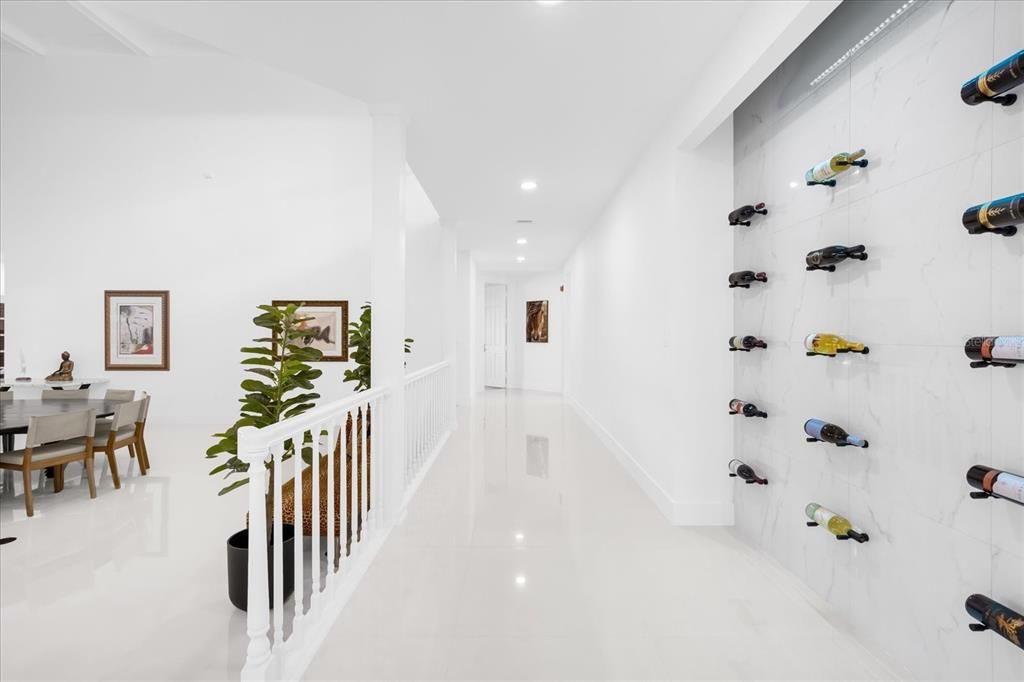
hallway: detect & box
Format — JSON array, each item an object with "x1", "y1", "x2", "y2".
[{"x1": 305, "y1": 390, "x2": 894, "y2": 680}]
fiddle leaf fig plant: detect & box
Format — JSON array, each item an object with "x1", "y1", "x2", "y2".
[
  {"x1": 342, "y1": 302, "x2": 413, "y2": 392},
  {"x1": 206, "y1": 303, "x2": 324, "y2": 497}
]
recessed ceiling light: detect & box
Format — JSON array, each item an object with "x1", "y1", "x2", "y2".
[
  {"x1": 515, "y1": 575, "x2": 527, "y2": 586},
  {"x1": 516, "y1": 219, "x2": 534, "y2": 224},
  {"x1": 517, "y1": 238, "x2": 528, "y2": 245},
  {"x1": 516, "y1": 256, "x2": 526, "y2": 263},
  {"x1": 536, "y1": 0, "x2": 564, "y2": 6},
  {"x1": 520, "y1": 179, "x2": 537, "y2": 192}
]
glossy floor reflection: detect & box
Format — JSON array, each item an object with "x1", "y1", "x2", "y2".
[
  {"x1": 305, "y1": 390, "x2": 895, "y2": 680},
  {"x1": 0, "y1": 421, "x2": 250, "y2": 681}
]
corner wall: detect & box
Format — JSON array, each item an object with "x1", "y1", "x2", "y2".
[{"x1": 732, "y1": 1, "x2": 1022, "y2": 679}]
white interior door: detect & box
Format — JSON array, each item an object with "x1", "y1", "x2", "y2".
[{"x1": 484, "y1": 284, "x2": 507, "y2": 388}]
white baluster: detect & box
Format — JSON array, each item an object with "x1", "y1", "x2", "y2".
[
  {"x1": 292, "y1": 428, "x2": 305, "y2": 636},
  {"x1": 238, "y1": 426, "x2": 271, "y2": 675},
  {"x1": 326, "y1": 419, "x2": 336, "y2": 581},
  {"x1": 307, "y1": 428, "x2": 320, "y2": 602},
  {"x1": 272, "y1": 442, "x2": 284, "y2": 647}
]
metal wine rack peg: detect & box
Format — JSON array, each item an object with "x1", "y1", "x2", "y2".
[
  {"x1": 969, "y1": 359, "x2": 1017, "y2": 369},
  {"x1": 969, "y1": 491, "x2": 993, "y2": 500},
  {"x1": 969, "y1": 623, "x2": 989, "y2": 632}
]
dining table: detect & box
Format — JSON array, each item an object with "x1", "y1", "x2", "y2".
[{"x1": 0, "y1": 398, "x2": 127, "y2": 453}]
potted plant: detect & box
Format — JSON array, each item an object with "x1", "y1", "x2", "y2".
[{"x1": 206, "y1": 303, "x2": 323, "y2": 611}]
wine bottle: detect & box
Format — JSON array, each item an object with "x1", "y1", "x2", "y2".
[
  {"x1": 728, "y1": 202, "x2": 768, "y2": 226},
  {"x1": 729, "y1": 399, "x2": 768, "y2": 419},
  {"x1": 729, "y1": 335, "x2": 768, "y2": 352},
  {"x1": 805, "y1": 503, "x2": 869, "y2": 543},
  {"x1": 805, "y1": 244, "x2": 868, "y2": 271},
  {"x1": 964, "y1": 336, "x2": 1024, "y2": 369},
  {"x1": 804, "y1": 418, "x2": 868, "y2": 448},
  {"x1": 961, "y1": 50, "x2": 1024, "y2": 107},
  {"x1": 728, "y1": 270, "x2": 768, "y2": 289},
  {"x1": 728, "y1": 458, "x2": 768, "y2": 485},
  {"x1": 966, "y1": 465, "x2": 1024, "y2": 506},
  {"x1": 962, "y1": 193, "x2": 1023, "y2": 237},
  {"x1": 965, "y1": 594, "x2": 1024, "y2": 650},
  {"x1": 805, "y1": 333, "x2": 869, "y2": 357},
  {"x1": 805, "y1": 149, "x2": 868, "y2": 187}
]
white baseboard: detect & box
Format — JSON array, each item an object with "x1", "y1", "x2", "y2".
[{"x1": 565, "y1": 395, "x2": 733, "y2": 527}]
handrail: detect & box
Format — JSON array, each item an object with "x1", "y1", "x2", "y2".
[
  {"x1": 404, "y1": 359, "x2": 451, "y2": 384},
  {"x1": 237, "y1": 386, "x2": 387, "y2": 447}
]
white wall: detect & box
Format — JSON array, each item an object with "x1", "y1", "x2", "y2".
[
  {"x1": 733, "y1": 1, "x2": 1022, "y2": 679},
  {"x1": 562, "y1": 116, "x2": 734, "y2": 525},
  {"x1": 455, "y1": 249, "x2": 479, "y2": 405},
  {"x1": 0, "y1": 54, "x2": 373, "y2": 425}
]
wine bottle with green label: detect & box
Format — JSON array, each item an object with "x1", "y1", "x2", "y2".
[
  {"x1": 805, "y1": 149, "x2": 868, "y2": 187},
  {"x1": 965, "y1": 594, "x2": 1024, "y2": 650},
  {"x1": 961, "y1": 50, "x2": 1024, "y2": 106},
  {"x1": 805, "y1": 503, "x2": 869, "y2": 543},
  {"x1": 962, "y1": 193, "x2": 1023, "y2": 237}
]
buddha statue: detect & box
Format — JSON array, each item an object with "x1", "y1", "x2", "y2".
[{"x1": 45, "y1": 351, "x2": 75, "y2": 382}]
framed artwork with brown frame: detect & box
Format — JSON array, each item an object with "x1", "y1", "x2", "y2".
[
  {"x1": 526, "y1": 300, "x2": 549, "y2": 343},
  {"x1": 271, "y1": 300, "x2": 349, "y2": 362},
  {"x1": 104, "y1": 290, "x2": 170, "y2": 371}
]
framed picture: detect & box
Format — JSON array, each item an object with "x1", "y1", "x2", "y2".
[
  {"x1": 272, "y1": 300, "x2": 349, "y2": 362},
  {"x1": 526, "y1": 300, "x2": 549, "y2": 343},
  {"x1": 104, "y1": 290, "x2": 170, "y2": 371}
]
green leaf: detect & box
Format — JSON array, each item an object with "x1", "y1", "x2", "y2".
[{"x1": 217, "y1": 478, "x2": 250, "y2": 496}]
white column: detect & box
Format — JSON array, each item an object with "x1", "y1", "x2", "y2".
[{"x1": 370, "y1": 108, "x2": 407, "y2": 524}]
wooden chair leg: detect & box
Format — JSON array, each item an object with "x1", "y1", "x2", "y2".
[
  {"x1": 139, "y1": 434, "x2": 151, "y2": 471},
  {"x1": 22, "y1": 467, "x2": 34, "y2": 517},
  {"x1": 54, "y1": 464, "x2": 65, "y2": 493},
  {"x1": 133, "y1": 438, "x2": 147, "y2": 476},
  {"x1": 128, "y1": 443, "x2": 136, "y2": 459},
  {"x1": 85, "y1": 455, "x2": 97, "y2": 499},
  {"x1": 106, "y1": 447, "x2": 121, "y2": 489}
]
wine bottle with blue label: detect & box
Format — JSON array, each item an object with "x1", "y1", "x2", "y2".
[
  {"x1": 961, "y1": 50, "x2": 1024, "y2": 106},
  {"x1": 962, "y1": 193, "x2": 1023, "y2": 237},
  {"x1": 804, "y1": 418, "x2": 868, "y2": 448}
]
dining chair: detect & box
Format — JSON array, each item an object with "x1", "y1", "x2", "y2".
[
  {"x1": 0, "y1": 409, "x2": 98, "y2": 516},
  {"x1": 0, "y1": 392, "x2": 12, "y2": 401},
  {"x1": 86, "y1": 398, "x2": 145, "y2": 487},
  {"x1": 133, "y1": 393, "x2": 152, "y2": 473},
  {"x1": 41, "y1": 389, "x2": 89, "y2": 400},
  {"x1": 104, "y1": 389, "x2": 135, "y2": 401}
]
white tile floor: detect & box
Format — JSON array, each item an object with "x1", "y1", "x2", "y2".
[
  {"x1": 0, "y1": 390, "x2": 896, "y2": 680},
  {"x1": 304, "y1": 390, "x2": 897, "y2": 681}
]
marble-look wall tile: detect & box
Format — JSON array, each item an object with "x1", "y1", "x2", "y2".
[{"x1": 733, "y1": 1, "x2": 1022, "y2": 679}]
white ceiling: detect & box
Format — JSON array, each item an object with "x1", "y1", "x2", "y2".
[{"x1": 2, "y1": 1, "x2": 776, "y2": 272}]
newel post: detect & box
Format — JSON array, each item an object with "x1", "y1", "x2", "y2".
[{"x1": 238, "y1": 425, "x2": 272, "y2": 677}]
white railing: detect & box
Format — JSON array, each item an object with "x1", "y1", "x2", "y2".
[
  {"x1": 237, "y1": 387, "x2": 387, "y2": 681},
  {"x1": 403, "y1": 360, "x2": 455, "y2": 507}
]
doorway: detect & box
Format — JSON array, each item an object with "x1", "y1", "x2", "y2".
[{"x1": 484, "y1": 283, "x2": 507, "y2": 388}]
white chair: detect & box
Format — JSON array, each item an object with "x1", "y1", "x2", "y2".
[
  {"x1": 104, "y1": 389, "x2": 135, "y2": 401},
  {"x1": 41, "y1": 389, "x2": 89, "y2": 400},
  {"x1": 88, "y1": 398, "x2": 146, "y2": 486},
  {"x1": 0, "y1": 409, "x2": 98, "y2": 516}
]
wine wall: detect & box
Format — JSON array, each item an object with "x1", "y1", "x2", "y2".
[{"x1": 732, "y1": 1, "x2": 1022, "y2": 679}]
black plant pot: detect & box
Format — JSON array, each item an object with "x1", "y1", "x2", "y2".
[{"x1": 226, "y1": 524, "x2": 296, "y2": 612}]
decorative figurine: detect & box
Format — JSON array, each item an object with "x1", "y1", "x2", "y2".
[{"x1": 45, "y1": 351, "x2": 75, "y2": 382}]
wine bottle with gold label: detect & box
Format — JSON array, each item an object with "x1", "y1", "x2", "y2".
[
  {"x1": 728, "y1": 270, "x2": 768, "y2": 289},
  {"x1": 964, "y1": 336, "x2": 1024, "y2": 368},
  {"x1": 966, "y1": 465, "x2": 1024, "y2": 506},
  {"x1": 728, "y1": 202, "x2": 768, "y2": 226},
  {"x1": 805, "y1": 149, "x2": 868, "y2": 187},
  {"x1": 805, "y1": 503, "x2": 869, "y2": 543},
  {"x1": 805, "y1": 333, "x2": 869, "y2": 357},
  {"x1": 962, "y1": 193, "x2": 1023, "y2": 237},
  {"x1": 805, "y1": 244, "x2": 868, "y2": 272},
  {"x1": 961, "y1": 50, "x2": 1024, "y2": 106},
  {"x1": 805, "y1": 419, "x2": 868, "y2": 448},
  {"x1": 729, "y1": 399, "x2": 767, "y2": 419},
  {"x1": 729, "y1": 335, "x2": 768, "y2": 352},
  {"x1": 965, "y1": 594, "x2": 1024, "y2": 650},
  {"x1": 728, "y1": 459, "x2": 768, "y2": 485}
]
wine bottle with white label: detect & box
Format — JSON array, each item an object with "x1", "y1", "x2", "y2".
[
  {"x1": 961, "y1": 50, "x2": 1024, "y2": 106},
  {"x1": 805, "y1": 503, "x2": 869, "y2": 543},
  {"x1": 728, "y1": 459, "x2": 768, "y2": 485},
  {"x1": 728, "y1": 270, "x2": 768, "y2": 289},
  {"x1": 966, "y1": 465, "x2": 1024, "y2": 506},
  {"x1": 804, "y1": 419, "x2": 868, "y2": 448},
  {"x1": 805, "y1": 244, "x2": 868, "y2": 272},
  {"x1": 729, "y1": 399, "x2": 767, "y2": 419},
  {"x1": 729, "y1": 335, "x2": 768, "y2": 352},
  {"x1": 728, "y1": 202, "x2": 768, "y2": 226},
  {"x1": 962, "y1": 193, "x2": 1023, "y2": 237},
  {"x1": 805, "y1": 149, "x2": 868, "y2": 187},
  {"x1": 964, "y1": 336, "x2": 1024, "y2": 369},
  {"x1": 965, "y1": 594, "x2": 1024, "y2": 650},
  {"x1": 805, "y1": 333, "x2": 869, "y2": 357}
]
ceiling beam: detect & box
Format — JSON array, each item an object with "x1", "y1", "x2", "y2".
[
  {"x1": 0, "y1": 19, "x2": 48, "y2": 56},
  {"x1": 68, "y1": 0, "x2": 150, "y2": 56}
]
